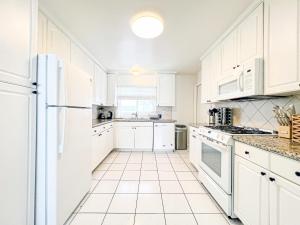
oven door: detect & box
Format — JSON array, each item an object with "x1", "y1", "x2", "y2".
[{"x1": 199, "y1": 136, "x2": 232, "y2": 194}]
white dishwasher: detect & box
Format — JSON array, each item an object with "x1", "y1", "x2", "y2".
[{"x1": 153, "y1": 123, "x2": 175, "y2": 151}]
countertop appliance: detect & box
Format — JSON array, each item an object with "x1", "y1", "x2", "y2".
[
  {"x1": 217, "y1": 107, "x2": 232, "y2": 125},
  {"x1": 99, "y1": 111, "x2": 113, "y2": 119},
  {"x1": 36, "y1": 54, "x2": 92, "y2": 225},
  {"x1": 197, "y1": 125, "x2": 272, "y2": 218}
]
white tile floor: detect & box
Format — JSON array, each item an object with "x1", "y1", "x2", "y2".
[{"x1": 67, "y1": 150, "x2": 242, "y2": 225}]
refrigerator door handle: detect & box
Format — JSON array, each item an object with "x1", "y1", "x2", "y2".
[
  {"x1": 58, "y1": 107, "x2": 66, "y2": 155},
  {"x1": 58, "y1": 60, "x2": 67, "y2": 106}
]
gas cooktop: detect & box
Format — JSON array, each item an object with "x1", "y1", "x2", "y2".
[{"x1": 204, "y1": 125, "x2": 273, "y2": 135}]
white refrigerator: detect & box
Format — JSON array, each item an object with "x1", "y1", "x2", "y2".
[{"x1": 36, "y1": 54, "x2": 92, "y2": 225}]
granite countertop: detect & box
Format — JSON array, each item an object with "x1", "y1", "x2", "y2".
[
  {"x1": 233, "y1": 135, "x2": 300, "y2": 162},
  {"x1": 92, "y1": 118, "x2": 177, "y2": 128}
]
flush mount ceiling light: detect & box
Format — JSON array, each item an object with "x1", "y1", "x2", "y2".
[{"x1": 131, "y1": 12, "x2": 164, "y2": 39}]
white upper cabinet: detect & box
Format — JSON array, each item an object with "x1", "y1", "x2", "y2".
[
  {"x1": 107, "y1": 74, "x2": 118, "y2": 106},
  {"x1": 157, "y1": 74, "x2": 175, "y2": 107},
  {"x1": 93, "y1": 64, "x2": 107, "y2": 106},
  {"x1": 237, "y1": 4, "x2": 263, "y2": 65},
  {"x1": 264, "y1": 0, "x2": 300, "y2": 95},
  {"x1": 38, "y1": 12, "x2": 47, "y2": 54},
  {"x1": 0, "y1": 0, "x2": 37, "y2": 87},
  {"x1": 220, "y1": 31, "x2": 237, "y2": 79},
  {"x1": 70, "y1": 43, "x2": 94, "y2": 76},
  {"x1": 201, "y1": 51, "x2": 219, "y2": 103},
  {"x1": 206, "y1": 3, "x2": 263, "y2": 101},
  {"x1": 47, "y1": 21, "x2": 71, "y2": 63}
]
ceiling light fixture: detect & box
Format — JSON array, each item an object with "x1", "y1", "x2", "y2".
[{"x1": 131, "y1": 12, "x2": 164, "y2": 39}]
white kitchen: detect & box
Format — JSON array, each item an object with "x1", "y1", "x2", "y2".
[{"x1": 1, "y1": 0, "x2": 300, "y2": 225}]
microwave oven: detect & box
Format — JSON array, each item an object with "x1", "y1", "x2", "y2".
[{"x1": 217, "y1": 58, "x2": 264, "y2": 100}]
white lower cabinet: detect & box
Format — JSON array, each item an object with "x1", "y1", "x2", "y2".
[
  {"x1": 269, "y1": 173, "x2": 300, "y2": 225},
  {"x1": 234, "y1": 156, "x2": 269, "y2": 225},
  {"x1": 135, "y1": 126, "x2": 154, "y2": 150},
  {"x1": 234, "y1": 143, "x2": 300, "y2": 225},
  {"x1": 114, "y1": 122, "x2": 154, "y2": 151},
  {"x1": 114, "y1": 125, "x2": 135, "y2": 149},
  {"x1": 153, "y1": 123, "x2": 175, "y2": 151},
  {"x1": 189, "y1": 127, "x2": 201, "y2": 169},
  {"x1": 91, "y1": 124, "x2": 114, "y2": 170}
]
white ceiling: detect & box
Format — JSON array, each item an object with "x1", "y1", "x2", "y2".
[{"x1": 40, "y1": 0, "x2": 255, "y2": 74}]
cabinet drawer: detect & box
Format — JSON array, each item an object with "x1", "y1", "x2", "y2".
[
  {"x1": 92, "y1": 126, "x2": 102, "y2": 135},
  {"x1": 270, "y1": 153, "x2": 300, "y2": 186},
  {"x1": 235, "y1": 142, "x2": 270, "y2": 169},
  {"x1": 189, "y1": 126, "x2": 198, "y2": 134}
]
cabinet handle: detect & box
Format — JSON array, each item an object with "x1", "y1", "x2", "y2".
[
  {"x1": 245, "y1": 151, "x2": 250, "y2": 155},
  {"x1": 233, "y1": 66, "x2": 236, "y2": 69},
  {"x1": 32, "y1": 82, "x2": 38, "y2": 86},
  {"x1": 237, "y1": 65, "x2": 240, "y2": 68},
  {"x1": 295, "y1": 171, "x2": 300, "y2": 177},
  {"x1": 269, "y1": 177, "x2": 275, "y2": 182},
  {"x1": 207, "y1": 100, "x2": 211, "y2": 103},
  {"x1": 260, "y1": 172, "x2": 266, "y2": 176},
  {"x1": 192, "y1": 135, "x2": 196, "y2": 138},
  {"x1": 99, "y1": 134, "x2": 102, "y2": 136}
]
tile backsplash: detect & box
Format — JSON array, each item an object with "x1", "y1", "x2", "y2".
[
  {"x1": 199, "y1": 95, "x2": 300, "y2": 131},
  {"x1": 92, "y1": 105, "x2": 173, "y2": 120}
]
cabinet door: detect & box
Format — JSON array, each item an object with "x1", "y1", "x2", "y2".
[
  {"x1": 107, "y1": 74, "x2": 117, "y2": 106},
  {"x1": 94, "y1": 64, "x2": 107, "y2": 106},
  {"x1": 38, "y1": 12, "x2": 47, "y2": 54},
  {"x1": 70, "y1": 43, "x2": 94, "y2": 76},
  {"x1": 0, "y1": 83, "x2": 36, "y2": 225},
  {"x1": 264, "y1": 0, "x2": 300, "y2": 94},
  {"x1": 157, "y1": 74, "x2": 175, "y2": 106},
  {"x1": 0, "y1": 0, "x2": 37, "y2": 87},
  {"x1": 92, "y1": 134, "x2": 100, "y2": 170},
  {"x1": 234, "y1": 156, "x2": 269, "y2": 225},
  {"x1": 135, "y1": 126, "x2": 153, "y2": 150},
  {"x1": 47, "y1": 21, "x2": 71, "y2": 63},
  {"x1": 269, "y1": 173, "x2": 300, "y2": 225},
  {"x1": 220, "y1": 31, "x2": 237, "y2": 78},
  {"x1": 237, "y1": 4, "x2": 263, "y2": 65},
  {"x1": 189, "y1": 132, "x2": 199, "y2": 167},
  {"x1": 114, "y1": 126, "x2": 135, "y2": 149},
  {"x1": 201, "y1": 54, "x2": 212, "y2": 103}
]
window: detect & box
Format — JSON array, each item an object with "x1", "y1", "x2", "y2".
[{"x1": 116, "y1": 86, "x2": 157, "y2": 118}]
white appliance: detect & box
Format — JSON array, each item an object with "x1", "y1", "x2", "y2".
[
  {"x1": 217, "y1": 58, "x2": 263, "y2": 100},
  {"x1": 197, "y1": 126, "x2": 272, "y2": 218},
  {"x1": 36, "y1": 54, "x2": 92, "y2": 225}
]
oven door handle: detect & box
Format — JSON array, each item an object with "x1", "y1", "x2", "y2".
[{"x1": 200, "y1": 135, "x2": 229, "y2": 152}]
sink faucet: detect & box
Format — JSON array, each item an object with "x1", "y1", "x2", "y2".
[{"x1": 132, "y1": 112, "x2": 138, "y2": 119}]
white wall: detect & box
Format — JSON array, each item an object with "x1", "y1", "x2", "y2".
[{"x1": 172, "y1": 74, "x2": 197, "y2": 125}]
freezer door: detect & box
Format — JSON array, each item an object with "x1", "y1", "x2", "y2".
[
  {"x1": 38, "y1": 54, "x2": 92, "y2": 108},
  {"x1": 44, "y1": 107, "x2": 92, "y2": 225}
]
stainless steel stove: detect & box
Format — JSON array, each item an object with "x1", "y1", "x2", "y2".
[{"x1": 196, "y1": 125, "x2": 273, "y2": 218}]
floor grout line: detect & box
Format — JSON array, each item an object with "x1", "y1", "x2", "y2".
[{"x1": 100, "y1": 151, "x2": 132, "y2": 225}]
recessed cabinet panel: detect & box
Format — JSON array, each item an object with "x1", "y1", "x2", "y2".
[
  {"x1": 221, "y1": 31, "x2": 237, "y2": 79},
  {"x1": 135, "y1": 126, "x2": 154, "y2": 150},
  {"x1": 47, "y1": 21, "x2": 71, "y2": 63},
  {"x1": 107, "y1": 74, "x2": 117, "y2": 106},
  {"x1": 264, "y1": 0, "x2": 300, "y2": 94},
  {"x1": 0, "y1": 83, "x2": 36, "y2": 225},
  {"x1": 70, "y1": 43, "x2": 94, "y2": 76},
  {"x1": 234, "y1": 156, "x2": 269, "y2": 225},
  {"x1": 157, "y1": 74, "x2": 175, "y2": 107},
  {"x1": 269, "y1": 173, "x2": 300, "y2": 225},
  {"x1": 237, "y1": 4, "x2": 263, "y2": 65},
  {"x1": 0, "y1": 0, "x2": 36, "y2": 87},
  {"x1": 93, "y1": 64, "x2": 107, "y2": 106}
]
